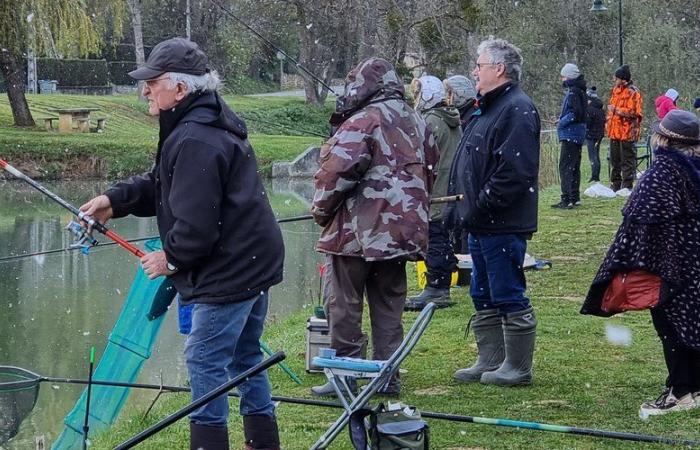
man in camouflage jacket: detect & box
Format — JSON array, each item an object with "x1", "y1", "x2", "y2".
[{"x1": 311, "y1": 58, "x2": 439, "y2": 396}]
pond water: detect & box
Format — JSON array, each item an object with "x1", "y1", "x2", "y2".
[{"x1": 0, "y1": 178, "x2": 321, "y2": 449}]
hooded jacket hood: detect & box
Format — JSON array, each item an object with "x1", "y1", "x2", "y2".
[
  {"x1": 158, "y1": 91, "x2": 247, "y2": 152},
  {"x1": 337, "y1": 58, "x2": 404, "y2": 114},
  {"x1": 425, "y1": 105, "x2": 461, "y2": 129},
  {"x1": 589, "y1": 96, "x2": 604, "y2": 110},
  {"x1": 414, "y1": 75, "x2": 445, "y2": 111}
]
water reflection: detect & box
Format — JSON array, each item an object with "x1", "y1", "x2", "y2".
[{"x1": 0, "y1": 178, "x2": 320, "y2": 449}]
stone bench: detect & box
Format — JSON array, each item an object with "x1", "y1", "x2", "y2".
[
  {"x1": 75, "y1": 118, "x2": 90, "y2": 133},
  {"x1": 94, "y1": 117, "x2": 106, "y2": 132},
  {"x1": 39, "y1": 117, "x2": 58, "y2": 131}
]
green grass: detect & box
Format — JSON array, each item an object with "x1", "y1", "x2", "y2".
[
  {"x1": 0, "y1": 94, "x2": 329, "y2": 178},
  {"x1": 90, "y1": 187, "x2": 700, "y2": 450}
]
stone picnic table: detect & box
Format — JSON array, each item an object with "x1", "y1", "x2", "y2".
[{"x1": 45, "y1": 107, "x2": 104, "y2": 133}]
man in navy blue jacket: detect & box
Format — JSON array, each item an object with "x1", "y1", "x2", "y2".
[
  {"x1": 80, "y1": 38, "x2": 283, "y2": 450},
  {"x1": 554, "y1": 63, "x2": 587, "y2": 208},
  {"x1": 449, "y1": 38, "x2": 540, "y2": 386}
]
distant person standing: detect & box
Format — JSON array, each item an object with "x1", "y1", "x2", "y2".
[
  {"x1": 606, "y1": 64, "x2": 643, "y2": 191},
  {"x1": 406, "y1": 75, "x2": 463, "y2": 310},
  {"x1": 585, "y1": 87, "x2": 606, "y2": 183},
  {"x1": 553, "y1": 63, "x2": 587, "y2": 209},
  {"x1": 655, "y1": 88, "x2": 679, "y2": 119}
]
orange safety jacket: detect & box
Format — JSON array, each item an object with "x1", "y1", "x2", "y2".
[{"x1": 606, "y1": 82, "x2": 643, "y2": 142}]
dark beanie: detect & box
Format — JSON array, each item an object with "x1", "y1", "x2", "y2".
[
  {"x1": 614, "y1": 64, "x2": 631, "y2": 81},
  {"x1": 694, "y1": 97, "x2": 700, "y2": 109}
]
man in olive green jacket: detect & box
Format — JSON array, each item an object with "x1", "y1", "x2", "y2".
[{"x1": 407, "y1": 75, "x2": 464, "y2": 310}]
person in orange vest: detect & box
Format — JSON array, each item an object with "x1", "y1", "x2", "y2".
[{"x1": 606, "y1": 64, "x2": 643, "y2": 191}]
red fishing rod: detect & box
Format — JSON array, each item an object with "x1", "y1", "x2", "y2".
[{"x1": 1, "y1": 158, "x2": 144, "y2": 258}]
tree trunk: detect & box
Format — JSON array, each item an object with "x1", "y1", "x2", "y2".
[
  {"x1": 127, "y1": 0, "x2": 146, "y2": 98},
  {"x1": 0, "y1": 49, "x2": 35, "y2": 127}
]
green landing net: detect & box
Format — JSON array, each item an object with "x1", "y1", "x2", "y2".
[{"x1": 51, "y1": 239, "x2": 170, "y2": 450}]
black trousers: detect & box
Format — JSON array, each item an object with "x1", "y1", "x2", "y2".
[
  {"x1": 559, "y1": 140, "x2": 582, "y2": 204},
  {"x1": 609, "y1": 139, "x2": 635, "y2": 190},
  {"x1": 586, "y1": 137, "x2": 602, "y2": 182},
  {"x1": 651, "y1": 308, "x2": 700, "y2": 397}
]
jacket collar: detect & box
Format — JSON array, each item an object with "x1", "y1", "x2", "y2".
[{"x1": 476, "y1": 81, "x2": 516, "y2": 110}]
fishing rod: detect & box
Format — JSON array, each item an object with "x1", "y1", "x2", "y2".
[
  {"x1": 208, "y1": 0, "x2": 337, "y2": 96},
  {"x1": 82, "y1": 347, "x2": 95, "y2": 450},
  {"x1": 0, "y1": 194, "x2": 464, "y2": 261},
  {"x1": 3, "y1": 366, "x2": 697, "y2": 447},
  {"x1": 114, "y1": 352, "x2": 286, "y2": 449},
  {"x1": 0, "y1": 235, "x2": 160, "y2": 264},
  {"x1": 0, "y1": 159, "x2": 145, "y2": 258},
  {"x1": 240, "y1": 113, "x2": 330, "y2": 138},
  {"x1": 276, "y1": 195, "x2": 464, "y2": 225}
]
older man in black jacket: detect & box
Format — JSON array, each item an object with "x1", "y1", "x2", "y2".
[
  {"x1": 449, "y1": 38, "x2": 540, "y2": 387},
  {"x1": 80, "y1": 38, "x2": 283, "y2": 450}
]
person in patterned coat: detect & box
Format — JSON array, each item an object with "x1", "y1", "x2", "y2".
[
  {"x1": 582, "y1": 109, "x2": 700, "y2": 416},
  {"x1": 310, "y1": 58, "x2": 439, "y2": 397}
]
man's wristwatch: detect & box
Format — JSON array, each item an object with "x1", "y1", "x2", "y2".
[{"x1": 166, "y1": 262, "x2": 178, "y2": 273}]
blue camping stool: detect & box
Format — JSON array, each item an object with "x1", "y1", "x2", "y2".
[{"x1": 310, "y1": 302, "x2": 436, "y2": 450}]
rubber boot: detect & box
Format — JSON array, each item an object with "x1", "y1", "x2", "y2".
[
  {"x1": 190, "y1": 423, "x2": 229, "y2": 450},
  {"x1": 311, "y1": 377, "x2": 358, "y2": 397},
  {"x1": 243, "y1": 414, "x2": 281, "y2": 450},
  {"x1": 480, "y1": 307, "x2": 537, "y2": 386},
  {"x1": 453, "y1": 309, "x2": 504, "y2": 383},
  {"x1": 405, "y1": 286, "x2": 452, "y2": 311}
]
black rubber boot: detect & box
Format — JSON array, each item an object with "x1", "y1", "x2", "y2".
[
  {"x1": 190, "y1": 423, "x2": 229, "y2": 450},
  {"x1": 453, "y1": 309, "x2": 504, "y2": 383},
  {"x1": 405, "y1": 286, "x2": 452, "y2": 311},
  {"x1": 481, "y1": 307, "x2": 537, "y2": 386},
  {"x1": 243, "y1": 414, "x2": 281, "y2": 450}
]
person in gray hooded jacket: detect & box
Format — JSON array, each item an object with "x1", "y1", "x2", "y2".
[{"x1": 406, "y1": 75, "x2": 463, "y2": 310}]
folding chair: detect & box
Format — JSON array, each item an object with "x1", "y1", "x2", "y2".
[{"x1": 309, "y1": 302, "x2": 436, "y2": 450}]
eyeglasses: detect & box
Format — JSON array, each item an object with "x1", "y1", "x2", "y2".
[
  {"x1": 145, "y1": 76, "x2": 171, "y2": 87},
  {"x1": 475, "y1": 62, "x2": 501, "y2": 71}
]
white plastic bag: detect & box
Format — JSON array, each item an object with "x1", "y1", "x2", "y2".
[
  {"x1": 615, "y1": 188, "x2": 632, "y2": 197},
  {"x1": 583, "y1": 182, "x2": 616, "y2": 198}
]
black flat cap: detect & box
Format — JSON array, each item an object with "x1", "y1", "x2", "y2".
[
  {"x1": 129, "y1": 38, "x2": 209, "y2": 80},
  {"x1": 652, "y1": 109, "x2": 700, "y2": 144}
]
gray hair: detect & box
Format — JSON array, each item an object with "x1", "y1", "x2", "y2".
[
  {"x1": 476, "y1": 38, "x2": 523, "y2": 82},
  {"x1": 167, "y1": 70, "x2": 221, "y2": 93}
]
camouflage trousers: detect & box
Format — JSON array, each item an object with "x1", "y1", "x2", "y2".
[{"x1": 326, "y1": 254, "x2": 407, "y2": 360}]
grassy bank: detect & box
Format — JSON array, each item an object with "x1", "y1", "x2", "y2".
[
  {"x1": 0, "y1": 94, "x2": 330, "y2": 178},
  {"x1": 0, "y1": 93, "x2": 572, "y2": 186},
  {"x1": 90, "y1": 186, "x2": 700, "y2": 450}
]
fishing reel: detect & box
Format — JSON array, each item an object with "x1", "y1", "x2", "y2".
[{"x1": 65, "y1": 221, "x2": 99, "y2": 255}]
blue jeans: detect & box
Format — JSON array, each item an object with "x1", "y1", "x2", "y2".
[
  {"x1": 184, "y1": 291, "x2": 275, "y2": 426},
  {"x1": 425, "y1": 220, "x2": 458, "y2": 288},
  {"x1": 469, "y1": 233, "x2": 531, "y2": 314}
]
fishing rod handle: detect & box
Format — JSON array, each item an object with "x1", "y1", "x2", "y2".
[
  {"x1": 430, "y1": 194, "x2": 464, "y2": 204},
  {"x1": 2, "y1": 158, "x2": 146, "y2": 259}
]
